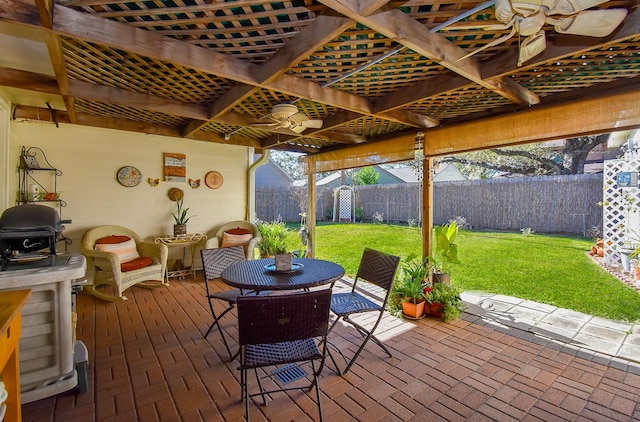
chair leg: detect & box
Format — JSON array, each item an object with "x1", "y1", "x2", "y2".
[
  {"x1": 204, "y1": 304, "x2": 235, "y2": 359},
  {"x1": 243, "y1": 368, "x2": 250, "y2": 422},
  {"x1": 326, "y1": 319, "x2": 346, "y2": 375},
  {"x1": 341, "y1": 317, "x2": 392, "y2": 374},
  {"x1": 311, "y1": 360, "x2": 324, "y2": 422}
]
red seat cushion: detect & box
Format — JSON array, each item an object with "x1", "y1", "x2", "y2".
[
  {"x1": 121, "y1": 256, "x2": 153, "y2": 272},
  {"x1": 96, "y1": 235, "x2": 131, "y2": 244},
  {"x1": 225, "y1": 227, "x2": 252, "y2": 236}
]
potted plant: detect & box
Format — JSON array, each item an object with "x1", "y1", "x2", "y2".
[
  {"x1": 427, "y1": 282, "x2": 465, "y2": 322},
  {"x1": 393, "y1": 254, "x2": 429, "y2": 319},
  {"x1": 429, "y1": 221, "x2": 460, "y2": 284},
  {"x1": 172, "y1": 198, "x2": 192, "y2": 237},
  {"x1": 256, "y1": 220, "x2": 289, "y2": 257}
]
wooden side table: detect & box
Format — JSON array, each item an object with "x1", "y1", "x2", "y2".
[
  {"x1": 155, "y1": 234, "x2": 207, "y2": 282},
  {"x1": 0, "y1": 289, "x2": 31, "y2": 422}
]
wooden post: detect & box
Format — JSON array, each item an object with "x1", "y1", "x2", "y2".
[{"x1": 307, "y1": 165, "x2": 317, "y2": 258}]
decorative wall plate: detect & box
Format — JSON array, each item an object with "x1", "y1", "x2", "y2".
[
  {"x1": 117, "y1": 166, "x2": 142, "y2": 187},
  {"x1": 205, "y1": 171, "x2": 223, "y2": 189}
]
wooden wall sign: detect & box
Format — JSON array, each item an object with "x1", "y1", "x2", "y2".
[{"x1": 164, "y1": 153, "x2": 186, "y2": 182}]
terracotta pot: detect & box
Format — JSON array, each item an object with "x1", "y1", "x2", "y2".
[
  {"x1": 429, "y1": 302, "x2": 444, "y2": 318},
  {"x1": 635, "y1": 267, "x2": 640, "y2": 280},
  {"x1": 402, "y1": 300, "x2": 425, "y2": 319}
]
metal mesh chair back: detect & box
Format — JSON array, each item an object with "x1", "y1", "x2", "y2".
[
  {"x1": 201, "y1": 246, "x2": 245, "y2": 280},
  {"x1": 199, "y1": 246, "x2": 247, "y2": 359},
  {"x1": 354, "y1": 247, "x2": 401, "y2": 292},
  {"x1": 237, "y1": 289, "x2": 331, "y2": 346}
]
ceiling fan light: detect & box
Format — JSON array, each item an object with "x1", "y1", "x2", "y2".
[{"x1": 271, "y1": 104, "x2": 299, "y2": 119}]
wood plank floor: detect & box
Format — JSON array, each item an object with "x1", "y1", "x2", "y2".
[{"x1": 22, "y1": 273, "x2": 640, "y2": 421}]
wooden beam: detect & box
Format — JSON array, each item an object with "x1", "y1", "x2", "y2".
[
  {"x1": 68, "y1": 79, "x2": 210, "y2": 120},
  {"x1": 422, "y1": 87, "x2": 640, "y2": 156},
  {"x1": 33, "y1": 0, "x2": 53, "y2": 28},
  {"x1": 253, "y1": 15, "x2": 353, "y2": 85},
  {"x1": 0, "y1": 67, "x2": 59, "y2": 93},
  {"x1": 12, "y1": 105, "x2": 261, "y2": 147}
]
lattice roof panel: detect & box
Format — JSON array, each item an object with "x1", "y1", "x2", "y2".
[
  {"x1": 513, "y1": 37, "x2": 640, "y2": 97},
  {"x1": 406, "y1": 86, "x2": 511, "y2": 119},
  {"x1": 1, "y1": 0, "x2": 638, "y2": 155},
  {"x1": 62, "y1": 38, "x2": 232, "y2": 104},
  {"x1": 59, "y1": 0, "x2": 323, "y2": 64}
]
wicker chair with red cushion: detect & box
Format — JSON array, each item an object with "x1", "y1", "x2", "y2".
[
  {"x1": 204, "y1": 220, "x2": 261, "y2": 260},
  {"x1": 81, "y1": 225, "x2": 168, "y2": 301}
]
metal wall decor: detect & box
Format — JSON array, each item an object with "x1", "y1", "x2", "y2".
[
  {"x1": 204, "y1": 171, "x2": 223, "y2": 189},
  {"x1": 117, "y1": 166, "x2": 142, "y2": 187}
]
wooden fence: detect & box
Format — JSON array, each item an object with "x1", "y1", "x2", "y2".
[{"x1": 256, "y1": 173, "x2": 603, "y2": 235}]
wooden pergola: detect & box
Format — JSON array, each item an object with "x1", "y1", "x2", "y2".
[{"x1": 1, "y1": 0, "x2": 639, "y2": 252}]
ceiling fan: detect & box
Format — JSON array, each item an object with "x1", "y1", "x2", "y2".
[
  {"x1": 457, "y1": 0, "x2": 628, "y2": 66},
  {"x1": 250, "y1": 103, "x2": 323, "y2": 134}
]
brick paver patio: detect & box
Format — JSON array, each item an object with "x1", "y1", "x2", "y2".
[{"x1": 21, "y1": 274, "x2": 640, "y2": 421}]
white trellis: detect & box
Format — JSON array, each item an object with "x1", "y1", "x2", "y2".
[
  {"x1": 332, "y1": 185, "x2": 355, "y2": 223},
  {"x1": 603, "y1": 153, "x2": 640, "y2": 268}
]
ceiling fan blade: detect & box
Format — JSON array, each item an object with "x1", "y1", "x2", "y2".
[
  {"x1": 301, "y1": 119, "x2": 323, "y2": 129},
  {"x1": 509, "y1": 0, "x2": 543, "y2": 17},
  {"x1": 518, "y1": 30, "x2": 547, "y2": 66},
  {"x1": 289, "y1": 125, "x2": 307, "y2": 134},
  {"x1": 458, "y1": 26, "x2": 517, "y2": 60},
  {"x1": 554, "y1": 9, "x2": 628, "y2": 36},
  {"x1": 250, "y1": 122, "x2": 280, "y2": 129},
  {"x1": 547, "y1": 0, "x2": 609, "y2": 15}
]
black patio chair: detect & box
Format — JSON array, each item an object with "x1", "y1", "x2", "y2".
[
  {"x1": 328, "y1": 247, "x2": 401, "y2": 374},
  {"x1": 200, "y1": 246, "x2": 254, "y2": 359},
  {"x1": 236, "y1": 289, "x2": 332, "y2": 422}
]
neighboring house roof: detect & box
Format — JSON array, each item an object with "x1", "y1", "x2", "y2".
[
  {"x1": 255, "y1": 158, "x2": 294, "y2": 187},
  {"x1": 433, "y1": 163, "x2": 467, "y2": 182},
  {"x1": 293, "y1": 163, "x2": 465, "y2": 186}
]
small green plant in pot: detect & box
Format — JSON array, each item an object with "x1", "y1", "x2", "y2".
[
  {"x1": 429, "y1": 221, "x2": 460, "y2": 284},
  {"x1": 427, "y1": 282, "x2": 465, "y2": 322},
  {"x1": 172, "y1": 199, "x2": 193, "y2": 237},
  {"x1": 392, "y1": 254, "x2": 429, "y2": 319},
  {"x1": 256, "y1": 220, "x2": 289, "y2": 257}
]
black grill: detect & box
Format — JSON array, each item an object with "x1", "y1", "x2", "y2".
[{"x1": 0, "y1": 204, "x2": 67, "y2": 270}]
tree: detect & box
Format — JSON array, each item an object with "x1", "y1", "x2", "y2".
[
  {"x1": 352, "y1": 167, "x2": 379, "y2": 185},
  {"x1": 441, "y1": 134, "x2": 609, "y2": 178},
  {"x1": 269, "y1": 151, "x2": 304, "y2": 180}
]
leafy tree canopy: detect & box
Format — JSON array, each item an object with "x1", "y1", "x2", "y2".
[
  {"x1": 441, "y1": 134, "x2": 609, "y2": 178},
  {"x1": 352, "y1": 167, "x2": 379, "y2": 185}
]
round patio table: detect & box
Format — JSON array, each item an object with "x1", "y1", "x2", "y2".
[{"x1": 221, "y1": 258, "x2": 344, "y2": 292}]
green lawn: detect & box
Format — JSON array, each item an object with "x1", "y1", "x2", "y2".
[{"x1": 285, "y1": 223, "x2": 640, "y2": 323}]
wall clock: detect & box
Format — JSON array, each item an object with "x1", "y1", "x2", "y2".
[
  {"x1": 205, "y1": 171, "x2": 223, "y2": 189},
  {"x1": 117, "y1": 166, "x2": 142, "y2": 187}
]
